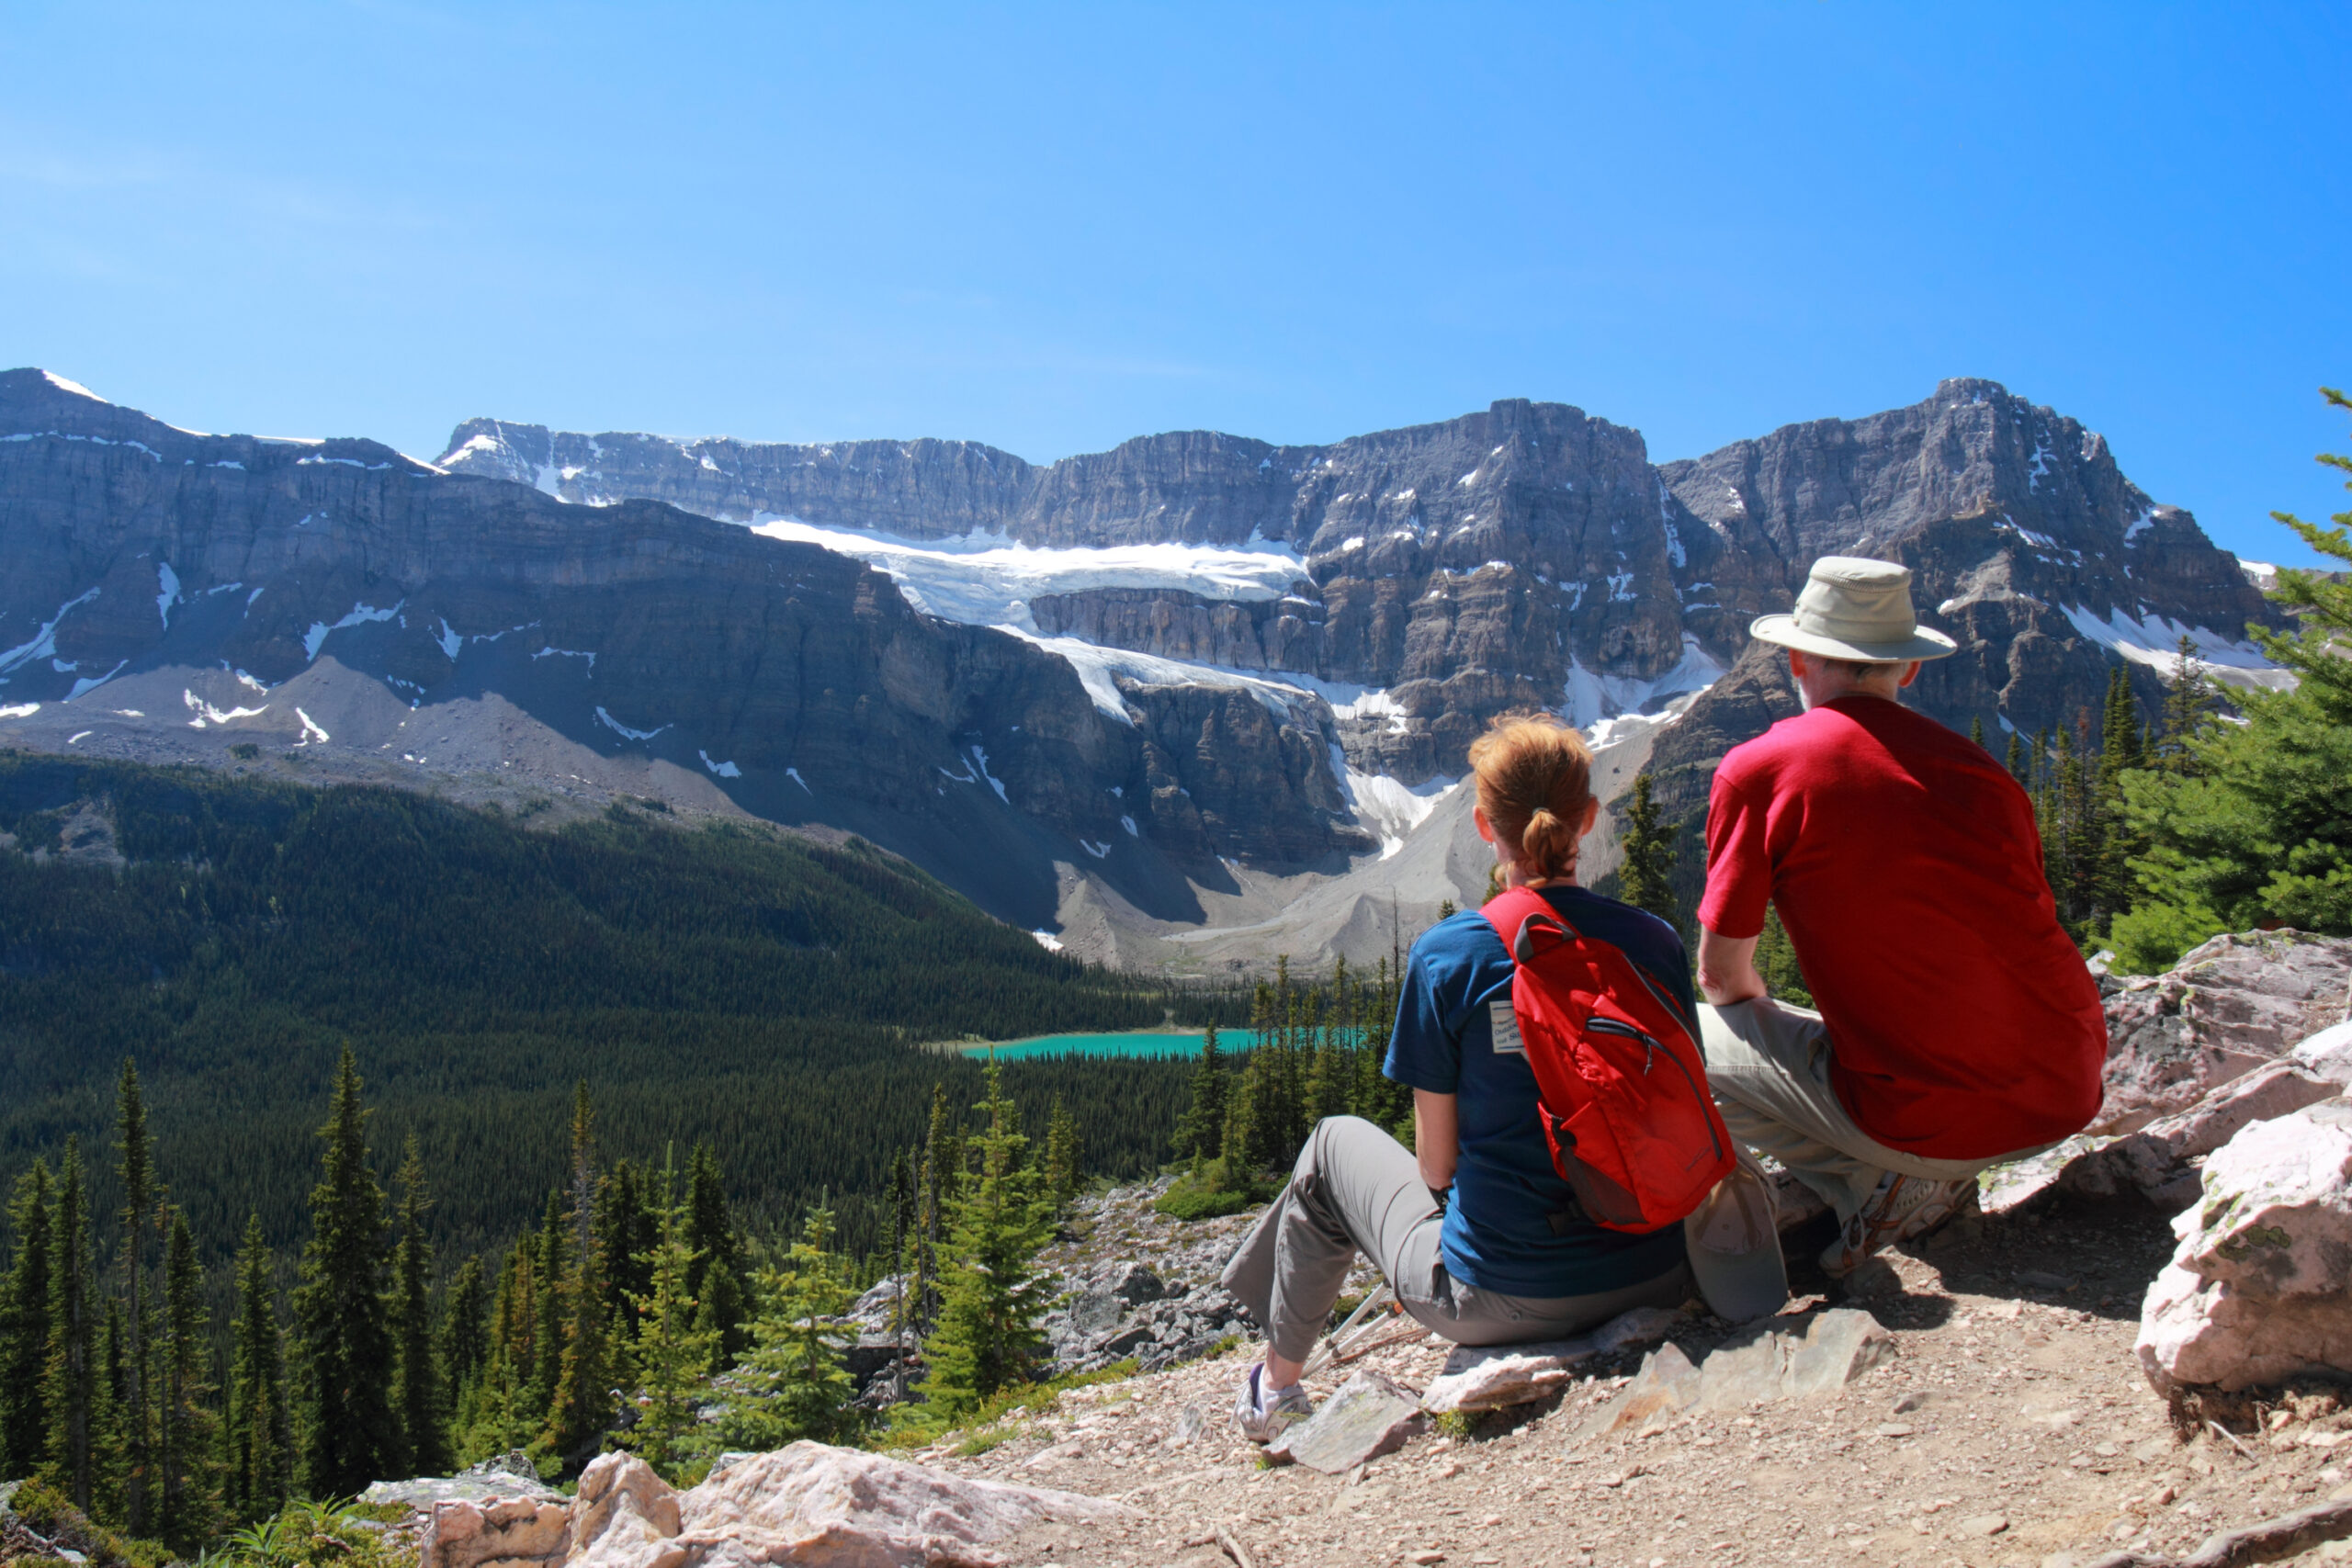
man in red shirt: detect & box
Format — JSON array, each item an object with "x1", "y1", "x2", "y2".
[{"x1": 1693, "y1": 557, "x2": 2108, "y2": 1277}]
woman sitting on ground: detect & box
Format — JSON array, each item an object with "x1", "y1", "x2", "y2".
[{"x1": 1220, "y1": 712, "x2": 1698, "y2": 1440}]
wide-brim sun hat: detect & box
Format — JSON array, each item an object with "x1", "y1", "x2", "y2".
[
  {"x1": 1683, "y1": 1152, "x2": 1790, "y2": 1325},
  {"x1": 1749, "y1": 555, "x2": 1960, "y2": 663}
]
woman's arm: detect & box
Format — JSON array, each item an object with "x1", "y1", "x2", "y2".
[{"x1": 1412, "y1": 1089, "x2": 1460, "y2": 1192}]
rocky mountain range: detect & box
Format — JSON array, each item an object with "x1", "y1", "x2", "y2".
[{"x1": 0, "y1": 367, "x2": 2278, "y2": 970}]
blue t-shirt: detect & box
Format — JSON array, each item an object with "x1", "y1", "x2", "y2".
[{"x1": 1383, "y1": 886, "x2": 1693, "y2": 1297}]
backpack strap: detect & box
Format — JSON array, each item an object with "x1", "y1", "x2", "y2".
[{"x1": 1481, "y1": 886, "x2": 1573, "y2": 967}]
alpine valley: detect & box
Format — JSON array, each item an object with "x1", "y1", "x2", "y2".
[{"x1": 0, "y1": 368, "x2": 2278, "y2": 971}]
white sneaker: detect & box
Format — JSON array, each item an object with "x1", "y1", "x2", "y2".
[
  {"x1": 1232, "y1": 1362, "x2": 1313, "y2": 1443},
  {"x1": 1820, "y1": 1172, "x2": 1971, "y2": 1277}
]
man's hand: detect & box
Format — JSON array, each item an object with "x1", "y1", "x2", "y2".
[{"x1": 1697, "y1": 924, "x2": 1769, "y2": 1007}]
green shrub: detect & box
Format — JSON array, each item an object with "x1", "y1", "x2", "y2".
[{"x1": 1153, "y1": 1170, "x2": 1259, "y2": 1221}]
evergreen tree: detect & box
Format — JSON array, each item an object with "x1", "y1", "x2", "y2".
[
  {"x1": 440, "y1": 1258, "x2": 491, "y2": 1416},
  {"x1": 922, "y1": 1061, "x2": 1053, "y2": 1416},
  {"x1": 542, "y1": 1083, "x2": 613, "y2": 1462},
  {"x1": 1970, "y1": 714, "x2": 1985, "y2": 749},
  {"x1": 158, "y1": 1210, "x2": 220, "y2": 1551},
  {"x1": 625, "y1": 1152, "x2": 715, "y2": 1475},
  {"x1": 594, "y1": 1160, "x2": 655, "y2": 1332},
  {"x1": 42, "y1": 1136, "x2": 96, "y2": 1512},
  {"x1": 95, "y1": 1297, "x2": 127, "y2": 1525},
  {"x1": 1618, "y1": 773, "x2": 1679, "y2": 926},
  {"x1": 1753, "y1": 907, "x2": 1813, "y2": 1007},
  {"x1": 293, "y1": 1048, "x2": 397, "y2": 1501},
  {"x1": 1042, "y1": 1099, "x2": 1081, "y2": 1211},
  {"x1": 912, "y1": 1085, "x2": 963, "y2": 1333},
  {"x1": 529, "y1": 1191, "x2": 565, "y2": 1414},
  {"x1": 887, "y1": 1148, "x2": 914, "y2": 1400},
  {"x1": 390, "y1": 1135, "x2": 447, "y2": 1477},
  {"x1": 2004, "y1": 728, "x2": 2027, "y2": 783},
  {"x1": 226, "y1": 1214, "x2": 289, "y2": 1523},
  {"x1": 1172, "y1": 1025, "x2": 1227, "y2": 1168},
  {"x1": 2117, "y1": 388, "x2": 2352, "y2": 968},
  {"x1": 684, "y1": 1143, "x2": 746, "y2": 1363},
  {"x1": 718, "y1": 1203, "x2": 855, "y2": 1449},
  {"x1": 2, "y1": 1157, "x2": 53, "y2": 1481},
  {"x1": 2155, "y1": 634, "x2": 2217, "y2": 773},
  {"x1": 114, "y1": 1060, "x2": 157, "y2": 1539}
]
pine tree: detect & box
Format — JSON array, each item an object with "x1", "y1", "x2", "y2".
[
  {"x1": 1042, "y1": 1099, "x2": 1081, "y2": 1211},
  {"x1": 887, "y1": 1148, "x2": 914, "y2": 1400},
  {"x1": 626, "y1": 1152, "x2": 715, "y2": 1475},
  {"x1": 440, "y1": 1258, "x2": 491, "y2": 1416},
  {"x1": 158, "y1": 1210, "x2": 220, "y2": 1551},
  {"x1": 1172, "y1": 1024, "x2": 1227, "y2": 1168},
  {"x1": 912, "y1": 1085, "x2": 963, "y2": 1333},
  {"x1": 684, "y1": 1143, "x2": 746, "y2": 1362},
  {"x1": 114, "y1": 1060, "x2": 157, "y2": 1538},
  {"x1": 293, "y1": 1047, "x2": 397, "y2": 1501},
  {"x1": 1970, "y1": 714, "x2": 1986, "y2": 749},
  {"x1": 2116, "y1": 388, "x2": 2352, "y2": 968},
  {"x1": 594, "y1": 1159, "x2": 655, "y2": 1332},
  {"x1": 95, "y1": 1296, "x2": 127, "y2": 1525},
  {"x1": 2, "y1": 1157, "x2": 54, "y2": 1481},
  {"x1": 2004, "y1": 728, "x2": 2027, "y2": 783},
  {"x1": 922, "y1": 1060, "x2": 1054, "y2": 1417},
  {"x1": 542, "y1": 1084, "x2": 613, "y2": 1463},
  {"x1": 530, "y1": 1192, "x2": 565, "y2": 1415},
  {"x1": 390, "y1": 1135, "x2": 447, "y2": 1477},
  {"x1": 42, "y1": 1135, "x2": 96, "y2": 1512},
  {"x1": 226, "y1": 1214, "x2": 289, "y2": 1522},
  {"x1": 1618, "y1": 773, "x2": 1679, "y2": 926},
  {"x1": 719, "y1": 1203, "x2": 855, "y2": 1448},
  {"x1": 1753, "y1": 907, "x2": 1813, "y2": 1007}
]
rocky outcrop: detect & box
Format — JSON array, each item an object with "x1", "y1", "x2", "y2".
[
  {"x1": 2098, "y1": 931, "x2": 2352, "y2": 1134},
  {"x1": 2137, "y1": 1100, "x2": 2352, "y2": 1395},
  {"x1": 417, "y1": 1445, "x2": 1132, "y2": 1568}
]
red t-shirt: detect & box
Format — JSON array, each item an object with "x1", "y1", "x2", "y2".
[{"x1": 1696, "y1": 695, "x2": 2106, "y2": 1158}]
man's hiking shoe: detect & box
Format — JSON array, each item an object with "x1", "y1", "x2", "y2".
[
  {"x1": 1233, "y1": 1362, "x2": 1313, "y2": 1444},
  {"x1": 1819, "y1": 1172, "x2": 1972, "y2": 1277}
]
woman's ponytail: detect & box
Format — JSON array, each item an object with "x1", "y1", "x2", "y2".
[{"x1": 1467, "y1": 712, "x2": 1595, "y2": 886}]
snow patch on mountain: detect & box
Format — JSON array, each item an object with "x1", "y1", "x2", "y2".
[
  {"x1": 744, "y1": 518, "x2": 1304, "y2": 630},
  {"x1": 1563, "y1": 636, "x2": 1725, "y2": 731},
  {"x1": 2058, "y1": 603, "x2": 2290, "y2": 694}
]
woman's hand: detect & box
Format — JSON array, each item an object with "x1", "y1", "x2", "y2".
[{"x1": 1413, "y1": 1089, "x2": 1460, "y2": 1193}]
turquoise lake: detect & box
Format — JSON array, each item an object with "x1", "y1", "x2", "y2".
[{"x1": 962, "y1": 1032, "x2": 1215, "y2": 1061}]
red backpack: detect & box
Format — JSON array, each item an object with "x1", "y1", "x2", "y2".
[{"x1": 1481, "y1": 886, "x2": 1736, "y2": 1234}]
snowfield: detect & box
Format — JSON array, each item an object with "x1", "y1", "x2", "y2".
[{"x1": 743, "y1": 518, "x2": 1306, "y2": 630}]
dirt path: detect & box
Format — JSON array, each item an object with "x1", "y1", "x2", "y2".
[{"x1": 922, "y1": 1200, "x2": 2352, "y2": 1567}]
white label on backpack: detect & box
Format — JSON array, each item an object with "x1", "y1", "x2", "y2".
[{"x1": 1488, "y1": 998, "x2": 1526, "y2": 1055}]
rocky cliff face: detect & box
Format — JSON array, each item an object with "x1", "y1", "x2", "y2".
[
  {"x1": 0, "y1": 371, "x2": 1369, "y2": 932},
  {"x1": 447, "y1": 379, "x2": 2272, "y2": 795},
  {"x1": 0, "y1": 367, "x2": 2280, "y2": 964}
]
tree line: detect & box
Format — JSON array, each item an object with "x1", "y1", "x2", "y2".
[{"x1": 0, "y1": 1044, "x2": 1114, "y2": 1551}]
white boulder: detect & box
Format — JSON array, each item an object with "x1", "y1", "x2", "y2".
[{"x1": 2138, "y1": 1100, "x2": 2352, "y2": 1393}]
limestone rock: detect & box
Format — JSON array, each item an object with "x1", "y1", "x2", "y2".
[
  {"x1": 1578, "y1": 1342, "x2": 1704, "y2": 1439},
  {"x1": 2295, "y1": 1021, "x2": 2352, "y2": 1088},
  {"x1": 422, "y1": 1495, "x2": 572, "y2": 1568},
  {"x1": 1986, "y1": 1059, "x2": 2341, "y2": 1215},
  {"x1": 1265, "y1": 1369, "x2": 1430, "y2": 1473},
  {"x1": 666, "y1": 1441, "x2": 1133, "y2": 1568},
  {"x1": 1577, "y1": 1309, "x2": 1894, "y2": 1440},
  {"x1": 2097, "y1": 931, "x2": 2352, "y2": 1134},
  {"x1": 1420, "y1": 1306, "x2": 1682, "y2": 1414},
  {"x1": 567, "y1": 1453, "x2": 682, "y2": 1568},
  {"x1": 2138, "y1": 1100, "x2": 2352, "y2": 1393}
]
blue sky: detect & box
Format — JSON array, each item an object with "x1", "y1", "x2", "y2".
[{"x1": 5, "y1": 2, "x2": 2348, "y2": 565}]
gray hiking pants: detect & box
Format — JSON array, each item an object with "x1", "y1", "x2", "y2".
[
  {"x1": 1218, "y1": 1115, "x2": 1691, "y2": 1365},
  {"x1": 1699, "y1": 998, "x2": 2042, "y2": 1224}
]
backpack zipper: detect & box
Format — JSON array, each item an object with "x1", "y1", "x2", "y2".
[{"x1": 1582, "y1": 1015, "x2": 1726, "y2": 1162}]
